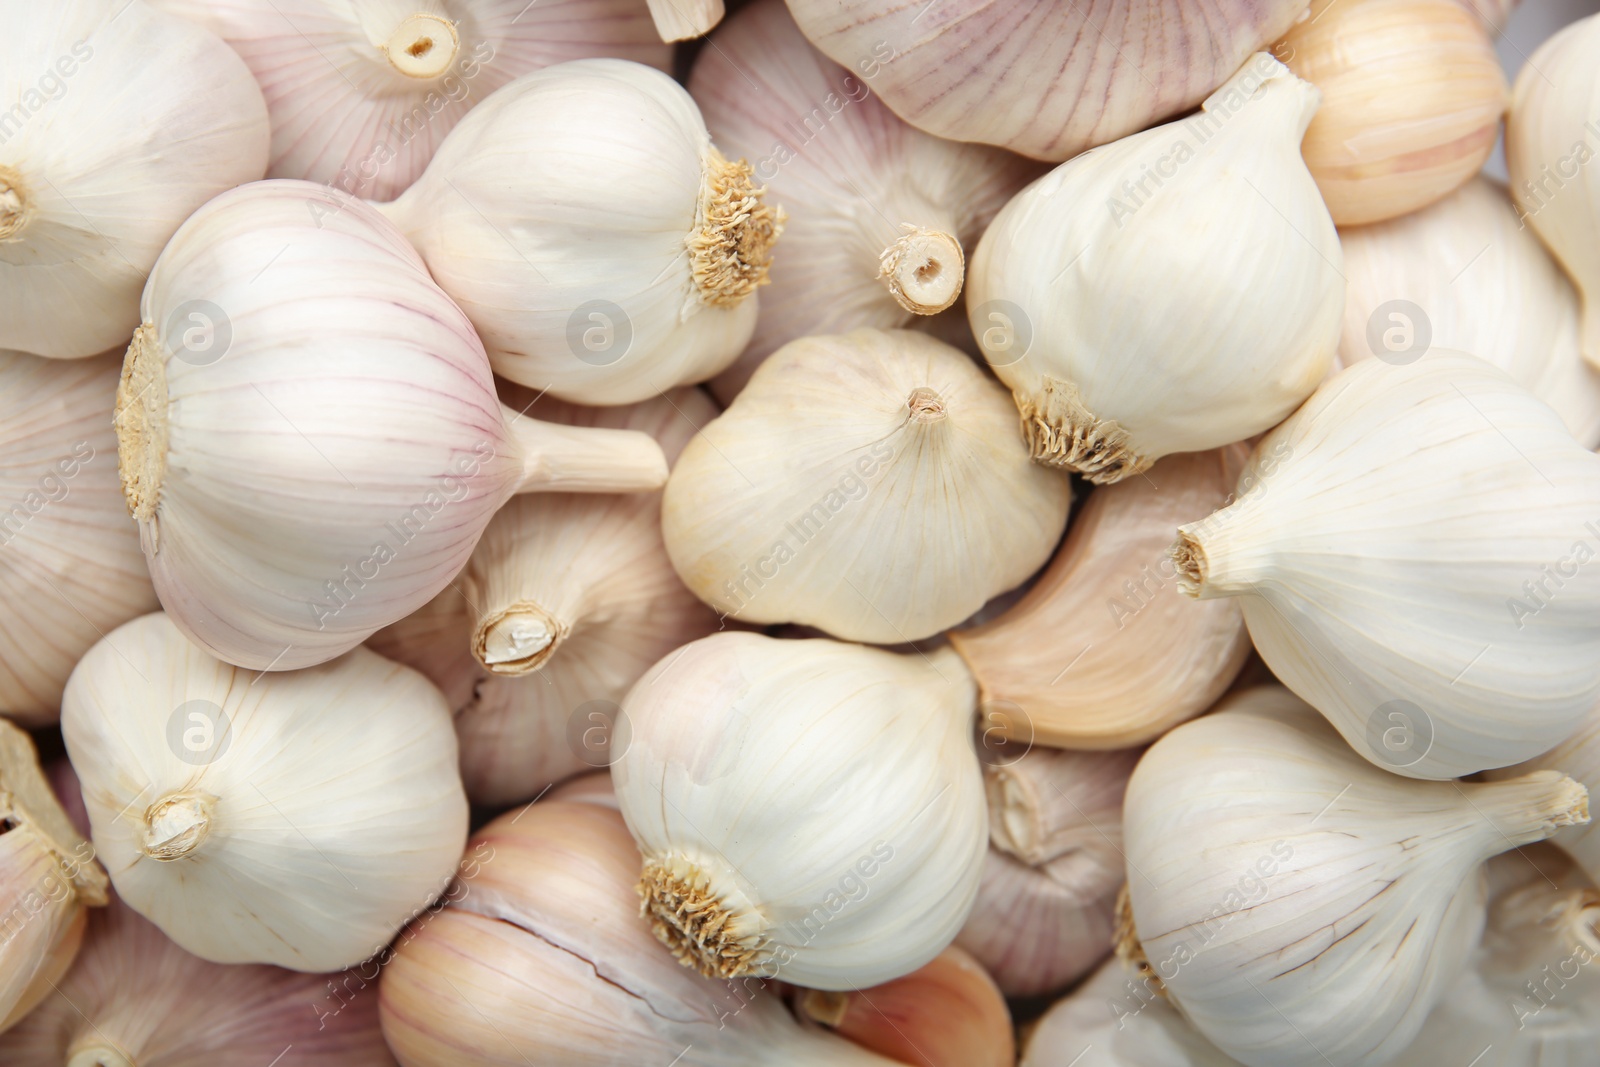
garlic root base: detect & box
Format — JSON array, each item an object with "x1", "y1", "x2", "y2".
[
  {"x1": 1171, "y1": 533, "x2": 1205, "y2": 596},
  {"x1": 1113, "y1": 883, "x2": 1164, "y2": 996},
  {"x1": 639, "y1": 856, "x2": 764, "y2": 980},
  {"x1": 689, "y1": 148, "x2": 784, "y2": 308},
  {"x1": 1018, "y1": 377, "x2": 1150, "y2": 484},
  {"x1": 114, "y1": 325, "x2": 169, "y2": 528}
]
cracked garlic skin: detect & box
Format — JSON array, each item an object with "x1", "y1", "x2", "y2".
[
  {"x1": 375, "y1": 58, "x2": 782, "y2": 406},
  {"x1": 663, "y1": 328, "x2": 1070, "y2": 643},
  {"x1": 1175, "y1": 351, "x2": 1600, "y2": 780},
  {"x1": 612, "y1": 632, "x2": 987, "y2": 990},
  {"x1": 146, "y1": 0, "x2": 669, "y2": 203},
  {"x1": 967, "y1": 54, "x2": 1342, "y2": 484},
  {"x1": 1120, "y1": 686, "x2": 1589, "y2": 1067},
  {"x1": 61, "y1": 612, "x2": 469, "y2": 972},
  {"x1": 0, "y1": 0, "x2": 269, "y2": 360}
]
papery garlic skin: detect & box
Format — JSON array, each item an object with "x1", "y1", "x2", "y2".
[
  {"x1": 0, "y1": 351, "x2": 156, "y2": 725},
  {"x1": 1507, "y1": 13, "x2": 1600, "y2": 367},
  {"x1": 691, "y1": 0, "x2": 1040, "y2": 401},
  {"x1": 1121, "y1": 687, "x2": 1589, "y2": 1067},
  {"x1": 612, "y1": 633, "x2": 987, "y2": 990},
  {"x1": 0, "y1": 0, "x2": 268, "y2": 360},
  {"x1": 62, "y1": 613, "x2": 468, "y2": 972},
  {"x1": 146, "y1": 0, "x2": 668, "y2": 203},
  {"x1": 377, "y1": 59, "x2": 781, "y2": 406},
  {"x1": 783, "y1": 0, "x2": 1307, "y2": 162},
  {"x1": 1335, "y1": 176, "x2": 1600, "y2": 445},
  {"x1": 1490, "y1": 699, "x2": 1600, "y2": 885},
  {"x1": 1175, "y1": 352, "x2": 1600, "y2": 779},
  {"x1": 119, "y1": 179, "x2": 666, "y2": 671},
  {"x1": 664, "y1": 329, "x2": 1070, "y2": 643},
  {"x1": 967, "y1": 55, "x2": 1342, "y2": 483}
]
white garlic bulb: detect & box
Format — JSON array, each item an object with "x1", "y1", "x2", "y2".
[
  {"x1": 1507, "y1": 12, "x2": 1600, "y2": 368},
  {"x1": 1489, "y1": 699, "x2": 1600, "y2": 885},
  {"x1": 1335, "y1": 176, "x2": 1600, "y2": 445},
  {"x1": 0, "y1": 351, "x2": 157, "y2": 725},
  {"x1": 967, "y1": 54, "x2": 1343, "y2": 483},
  {"x1": 1174, "y1": 351, "x2": 1600, "y2": 779},
  {"x1": 147, "y1": 0, "x2": 669, "y2": 203},
  {"x1": 369, "y1": 388, "x2": 720, "y2": 807},
  {"x1": 612, "y1": 632, "x2": 987, "y2": 990},
  {"x1": 1020, "y1": 959, "x2": 1238, "y2": 1067},
  {"x1": 375, "y1": 58, "x2": 782, "y2": 406},
  {"x1": 0, "y1": 0, "x2": 269, "y2": 360},
  {"x1": 782, "y1": 0, "x2": 1307, "y2": 162},
  {"x1": 118, "y1": 179, "x2": 667, "y2": 671},
  {"x1": 61, "y1": 612, "x2": 469, "y2": 972},
  {"x1": 1120, "y1": 686, "x2": 1589, "y2": 1067},
  {"x1": 689, "y1": 0, "x2": 1041, "y2": 400},
  {"x1": 663, "y1": 329, "x2": 1070, "y2": 643}
]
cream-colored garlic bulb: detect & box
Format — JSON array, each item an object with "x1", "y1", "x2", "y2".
[
  {"x1": 0, "y1": 0, "x2": 268, "y2": 360},
  {"x1": 1174, "y1": 351, "x2": 1600, "y2": 779},
  {"x1": 613, "y1": 632, "x2": 987, "y2": 990},
  {"x1": 690, "y1": 0, "x2": 1041, "y2": 401},
  {"x1": 0, "y1": 895, "x2": 397, "y2": 1066},
  {"x1": 663, "y1": 329, "x2": 1070, "y2": 643},
  {"x1": 369, "y1": 388, "x2": 720, "y2": 807},
  {"x1": 967, "y1": 55, "x2": 1343, "y2": 483},
  {"x1": 380, "y1": 798, "x2": 904, "y2": 1066},
  {"x1": 147, "y1": 0, "x2": 668, "y2": 202},
  {"x1": 783, "y1": 0, "x2": 1307, "y2": 162},
  {"x1": 1507, "y1": 12, "x2": 1600, "y2": 367},
  {"x1": 0, "y1": 351, "x2": 156, "y2": 725},
  {"x1": 1334, "y1": 176, "x2": 1600, "y2": 445},
  {"x1": 1021, "y1": 959, "x2": 1239, "y2": 1067},
  {"x1": 118, "y1": 179, "x2": 667, "y2": 671},
  {"x1": 61, "y1": 612, "x2": 468, "y2": 972},
  {"x1": 1278, "y1": 0, "x2": 1506, "y2": 226},
  {"x1": 375, "y1": 58, "x2": 782, "y2": 406},
  {"x1": 1490, "y1": 698, "x2": 1600, "y2": 885},
  {"x1": 1119, "y1": 686, "x2": 1589, "y2": 1067},
  {"x1": 0, "y1": 721, "x2": 107, "y2": 1034},
  {"x1": 949, "y1": 449, "x2": 1249, "y2": 749}
]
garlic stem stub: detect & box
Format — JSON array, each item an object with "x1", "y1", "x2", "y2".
[
  {"x1": 146, "y1": 0, "x2": 671, "y2": 202},
  {"x1": 61, "y1": 612, "x2": 469, "y2": 972},
  {"x1": 612, "y1": 633, "x2": 987, "y2": 990},
  {"x1": 1487, "y1": 698, "x2": 1600, "y2": 885},
  {"x1": 663, "y1": 328, "x2": 1070, "y2": 643},
  {"x1": 118, "y1": 178, "x2": 667, "y2": 671},
  {"x1": 1174, "y1": 351, "x2": 1600, "y2": 779},
  {"x1": 0, "y1": 0, "x2": 270, "y2": 360},
  {"x1": 375, "y1": 58, "x2": 782, "y2": 406},
  {"x1": 949, "y1": 448, "x2": 1251, "y2": 750},
  {"x1": 1119, "y1": 686, "x2": 1590, "y2": 1067},
  {"x1": 966, "y1": 53, "x2": 1342, "y2": 483}
]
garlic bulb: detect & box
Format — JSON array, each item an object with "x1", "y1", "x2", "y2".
[
  {"x1": 0, "y1": 0, "x2": 269, "y2": 359},
  {"x1": 61, "y1": 612, "x2": 469, "y2": 972},
  {"x1": 1278, "y1": 0, "x2": 1506, "y2": 226},
  {"x1": 949, "y1": 449, "x2": 1250, "y2": 749},
  {"x1": 663, "y1": 329, "x2": 1070, "y2": 643},
  {"x1": 369, "y1": 388, "x2": 720, "y2": 807},
  {"x1": 782, "y1": 0, "x2": 1307, "y2": 162},
  {"x1": 1455, "y1": 0, "x2": 1518, "y2": 31},
  {"x1": 967, "y1": 54, "x2": 1343, "y2": 483},
  {"x1": 0, "y1": 895, "x2": 397, "y2": 1066},
  {"x1": 1334, "y1": 176, "x2": 1600, "y2": 445},
  {"x1": 612, "y1": 632, "x2": 987, "y2": 990},
  {"x1": 375, "y1": 58, "x2": 782, "y2": 406},
  {"x1": 689, "y1": 0, "x2": 1041, "y2": 401},
  {"x1": 0, "y1": 351, "x2": 157, "y2": 725},
  {"x1": 1174, "y1": 351, "x2": 1600, "y2": 779},
  {"x1": 1507, "y1": 12, "x2": 1600, "y2": 367},
  {"x1": 380, "y1": 797, "x2": 904, "y2": 1066},
  {"x1": 1020, "y1": 959, "x2": 1238, "y2": 1067},
  {"x1": 0, "y1": 720, "x2": 107, "y2": 1033},
  {"x1": 1119, "y1": 686, "x2": 1590, "y2": 1067},
  {"x1": 147, "y1": 0, "x2": 669, "y2": 203},
  {"x1": 119, "y1": 179, "x2": 667, "y2": 671},
  {"x1": 1489, "y1": 699, "x2": 1600, "y2": 885}
]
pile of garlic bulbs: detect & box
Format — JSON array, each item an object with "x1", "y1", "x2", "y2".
[{"x1": 7, "y1": 0, "x2": 1600, "y2": 1064}]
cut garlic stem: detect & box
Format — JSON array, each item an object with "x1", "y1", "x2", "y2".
[
  {"x1": 880, "y1": 228, "x2": 966, "y2": 315},
  {"x1": 472, "y1": 601, "x2": 565, "y2": 675},
  {"x1": 139, "y1": 793, "x2": 215, "y2": 861},
  {"x1": 0, "y1": 165, "x2": 28, "y2": 240},
  {"x1": 381, "y1": 13, "x2": 460, "y2": 79},
  {"x1": 504, "y1": 406, "x2": 669, "y2": 493},
  {"x1": 646, "y1": 0, "x2": 724, "y2": 41},
  {"x1": 66, "y1": 1047, "x2": 133, "y2": 1067}
]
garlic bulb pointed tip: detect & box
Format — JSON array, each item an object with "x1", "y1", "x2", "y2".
[
  {"x1": 880, "y1": 228, "x2": 965, "y2": 315},
  {"x1": 473, "y1": 603, "x2": 563, "y2": 675},
  {"x1": 139, "y1": 793, "x2": 215, "y2": 861},
  {"x1": 0, "y1": 165, "x2": 28, "y2": 240}
]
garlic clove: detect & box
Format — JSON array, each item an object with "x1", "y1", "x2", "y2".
[
  {"x1": 664, "y1": 328, "x2": 1071, "y2": 643},
  {"x1": 647, "y1": 0, "x2": 724, "y2": 41},
  {"x1": 1174, "y1": 351, "x2": 1600, "y2": 779},
  {"x1": 967, "y1": 54, "x2": 1343, "y2": 483},
  {"x1": 546, "y1": 768, "x2": 620, "y2": 808},
  {"x1": 984, "y1": 746, "x2": 1137, "y2": 870},
  {"x1": 1487, "y1": 696, "x2": 1600, "y2": 885}
]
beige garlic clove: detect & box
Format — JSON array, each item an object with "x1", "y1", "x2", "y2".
[
  {"x1": 783, "y1": 0, "x2": 1308, "y2": 162},
  {"x1": 984, "y1": 746, "x2": 1138, "y2": 869},
  {"x1": 1487, "y1": 697, "x2": 1600, "y2": 885},
  {"x1": 646, "y1": 0, "x2": 723, "y2": 41},
  {"x1": 690, "y1": 0, "x2": 1041, "y2": 401},
  {"x1": 949, "y1": 449, "x2": 1251, "y2": 750}
]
